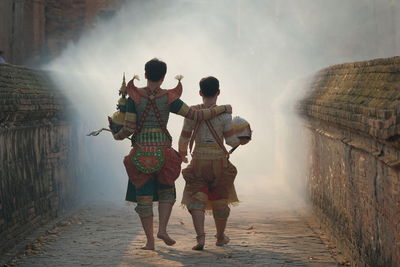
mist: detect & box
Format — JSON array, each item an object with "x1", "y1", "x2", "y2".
[{"x1": 44, "y1": 0, "x2": 399, "y2": 209}]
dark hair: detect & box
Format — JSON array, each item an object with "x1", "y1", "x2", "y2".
[
  {"x1": 0, "y1": 51, "x2": 3, "y2": 55},
  {"x1": 199, "y1": 76, "x2": 220, "y2": 97},
  {"x1": 145, "y1": 58, "x2": 167, "y2": 82}
]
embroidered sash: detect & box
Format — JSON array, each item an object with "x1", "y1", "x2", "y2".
[{"x1": 130, "y1": 91, "x2": 173, "y2": 173}]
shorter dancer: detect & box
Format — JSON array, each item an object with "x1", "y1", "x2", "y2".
[{"x1": 179, "y1": 76, "x2": 249, "y2": 250}]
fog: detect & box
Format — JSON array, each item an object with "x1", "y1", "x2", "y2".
[{"x1": 45, "y1": 0, "x2": 399, "y2": 208}]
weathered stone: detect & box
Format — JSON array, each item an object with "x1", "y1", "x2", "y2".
[
  {"x1": 0, "y1": 0, "x2": 123, "y2": 65},
  {"x1": 300, "y1": 56, "x2": 400, "y2": 267},
  {"x1": 0, "y1": 64, "x2": 82, "y2": 257}
]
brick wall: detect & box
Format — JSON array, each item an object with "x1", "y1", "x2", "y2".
[
  {"x1": 0, "y1": 63, "x2": 83, "y2": 256},
  {"x1": 45, "y1": 0, "x2": 122, "y2": 59},
  {"x1": 0, "y1": 0, "x2": 46, "y2": 65},
  {"x1": 300, "y1": 56, "x2": 400, "y2": 266},
  {"x1": 0, "y1": 0, "x2": 122, "y2": 65}
]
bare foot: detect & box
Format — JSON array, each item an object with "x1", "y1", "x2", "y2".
[
  {"x1": 140, "y1": 239, "x2": 155, "y2": 250},
  {"x1": 192, "y1": 243, "x2": 204, "y2": 250},
  {"x1": 215, "y1": 234, "x2": 230, "y2": 246},
  {"x1": 157, "y1": 232, "x2": 176, "y2": 246},
  {"x1": 192, "y1": 234, "x2": 205, "y2": 250},
  {"x1": 140, "y1": 245, "x2": 155, "y2": 250}
]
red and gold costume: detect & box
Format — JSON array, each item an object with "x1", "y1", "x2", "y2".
[{"x1": 113, "y1": 78, "x2": 229, "y2": 218}]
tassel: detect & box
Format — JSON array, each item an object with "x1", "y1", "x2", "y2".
[{"x1": 175, "y1": 74, "x2": 184, "y2": 81}]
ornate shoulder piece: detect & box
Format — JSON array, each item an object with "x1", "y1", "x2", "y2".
[
  {"x1": 126, "y1": 75, "x2": 141, "y2": 104},
  {"x1": 167, "y1": 75, "x2": 184, "y2": 104}
]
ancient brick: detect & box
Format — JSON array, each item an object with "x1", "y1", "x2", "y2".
[
  {"x1": 301, "y1": 57, "x2": 400, "y2": 267},
  {"x1": 0, "y1": 0, "x2": 123, "y2": 65},
  {"x1": 0, "y1": 64, "x2": 82, "y2": 257}
]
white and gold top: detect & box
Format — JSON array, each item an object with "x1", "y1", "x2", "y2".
[{"x1": 179, "y1": 104, "x2": 240, "y2": 159}]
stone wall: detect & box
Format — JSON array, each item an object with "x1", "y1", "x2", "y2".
[
  {"x1": 0, "y1": 63, "x2": 83, "y2": 256},
  {"x1": 0, "y1": 0, "x2": 123, "y2": 65},
  {"x1": 300, "y1": 56, "x2": 400, "y2": 267},
  {"x1": 0, "y1": 0, "x2": 46, "y2": 65}
]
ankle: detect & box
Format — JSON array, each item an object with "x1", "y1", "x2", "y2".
[
  {"x1": 216, "y1": 233, "x2": 224, "y2": 240},
  {"x1": 196, "y1": 233, "x2": 205, "y2": 243},
  {"x1": 157, "y1": 231, "x2": 168, "y2": 236},
  {"x1": 196, "y1": 233, "x2": 206, "y2": 240}
]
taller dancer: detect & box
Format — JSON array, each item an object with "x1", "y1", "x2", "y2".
[{"x1": 111, "y1": 59, "x2": 231, "y2": 250}]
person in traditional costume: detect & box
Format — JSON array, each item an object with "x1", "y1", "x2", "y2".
[
  {"x1": 179, "y1": 76, "x2": 250, "y2": 250},
  {"x1": 110, "y1": 59, "x2": 232, "y2": 250}
]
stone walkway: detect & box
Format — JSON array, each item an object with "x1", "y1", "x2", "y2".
[{"x1": 7, "y1": 200, "x2": 342, "y2": 267}]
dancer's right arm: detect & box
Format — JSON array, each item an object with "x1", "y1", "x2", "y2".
[
  {"x1": 178, "y1": 118, "x2": 195, "y2": 162},
  {"x1": 113, "y1": 98, "x2": 137, "y2": 140}
]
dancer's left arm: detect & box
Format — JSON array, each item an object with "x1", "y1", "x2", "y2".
[
  {"x1": 222, "y1": 114, "x2": 241, "y2": 147},
  {"x1": 170, "y1": 98, "x2": 231, "y2": 121}
]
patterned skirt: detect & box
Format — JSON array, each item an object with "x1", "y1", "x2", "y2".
[{"x1": 181, "y1": 157, "x2": 239, "y2": 210}]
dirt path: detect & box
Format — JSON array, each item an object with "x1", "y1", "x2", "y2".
[{"x1": 8, "y1": 200, "x2": 341, "y2": 267}]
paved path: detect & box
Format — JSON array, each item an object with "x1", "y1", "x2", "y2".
[{"x1": 8, "y1": 200, "x2": 341, "y2": 267}]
